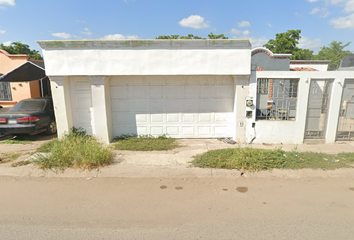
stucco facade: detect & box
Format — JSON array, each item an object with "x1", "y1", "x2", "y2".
[
  {"x1": 38, "y1": 40, "x2": 354, "y2": 144},
  {"x1": 38, "y1": 39, "x2": 252, "y2": 143},
  {"x1": 0, "y1": 50, "x2": 41, "y2": 106}
]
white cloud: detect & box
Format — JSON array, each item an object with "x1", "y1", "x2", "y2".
[
  {"x1": 308, "y1": 0, "x2": 354, "y2": 28},
  {"x1": 311, "y1": 7, "x2": 330, "y2": 17},
  {"x1": 344, "y1": 0, "x2": 354, "y2": 12},
  {"x1": 330, "y1": 12, "x2": 354, "y2": 28},
  {"x1": 2, "y1": 41, "x2": 11, "y2": 46},
  {"x1": 298, "y1": 36, "x2": 322, "y2": 50},
  {"x1": 178, "y1": 15, "x2": 209, "y2": 29},
  {"x1": 0, "y1": 29, "x2": 5, "y2": 34},
  {"x1": 51, "y1": 32, "x2": 73, "y2": 39},
  {"x1": 101, "y1": 34, "x2": 138, "y2": 40},
  {"x1": 242, "y1": 30, "x2": 251, "y2": 36},
  {"x1": 81, "y1": 28, "x2": 92, "y2": 36},
  {"x1": 230, "y1": 28, "x2": 240, "y2": 35},
  {"x1": 250, "y1": 36, "x2": 269, "y2": 48},
  {"x1": 0, "y1": 0, "x2": 15, "y2": 6},
  {"x1": 230, "y1": 28, "x2": 251, "y2": 37},
  {"x1": 237, "y1": 20, "x2": 251, "y2": 27}
]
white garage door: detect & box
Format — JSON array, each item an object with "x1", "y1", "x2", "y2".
[
  {"x1": 110, "y1": 76, "x2": 235, "y2": 138},
  {"x1": 71, "y1": 77, "x2": 94, "y2": 135}
]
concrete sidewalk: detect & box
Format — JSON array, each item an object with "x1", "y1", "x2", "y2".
[{"x1": 1, "y1": 139, "x2": 354, "y2": 179}]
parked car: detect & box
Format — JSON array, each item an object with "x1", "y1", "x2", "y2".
[{"x1": 0, "y1": 97, "x2": 56, "y2": 135}]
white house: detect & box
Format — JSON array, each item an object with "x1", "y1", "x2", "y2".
[
  {"x1": 37, "y1": 39, "x2": 252, "y2": 143},
  {"x1": 37, "y1": 40, "x2": 354, "y2": 144}
]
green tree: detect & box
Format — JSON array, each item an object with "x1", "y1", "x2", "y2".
[
  {"x1": 207, "y1": 32, "x2": 228, "y2": 39},
  {"x1": 0, "y1": 42, "x2": 43, "y2": 60},
  {"x1": 315, "y1": 41, "x2": 352, "y2": 70},
  {"x1": 263, "y1": 29, "x2": 313, "y2": 60}
]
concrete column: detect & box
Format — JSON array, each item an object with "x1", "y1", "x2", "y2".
[
  {"x1": 48, "y1": 76, "x2": 73, "y2": 138},
  {"x1": 233, "y1": 75, "x2": 249, "y2": 143},
  {"x1": 326, "y1": 77, "x2": 344, "y2": 143},
  {"x1": 89, "y1": 76, "x2": 112, "y2": 144}
]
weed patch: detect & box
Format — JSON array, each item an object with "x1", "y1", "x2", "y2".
[
  {"x1": 192, "y1": 147, "x2": 354, "y2": 171},
  {"x1": 113, "y1": 134, "x2": 179, "y2": 151},
  {"x1": 0, "y1": 152, "x2": 21, "y2": 163},
  {"x1": 35, "y1": 129, "x2": 113, "y2": 170},
  {"x1": 11, "y1": 160, "x2": 31, "y2": 167}
]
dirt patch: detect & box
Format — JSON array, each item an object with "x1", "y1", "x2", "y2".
[{"x1": 160, "y1": 185, "x2": 167, "y2": 189}]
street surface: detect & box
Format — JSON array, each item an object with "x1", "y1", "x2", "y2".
[{"x1": 1, "y1": 176, "x2": 354, "y2": 239}]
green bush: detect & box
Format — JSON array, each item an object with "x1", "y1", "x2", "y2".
[
  {"x1": 192, "y1": 147, "x2": 354, "y2": 171},
  {"x1": 113, "y1": 134, "x2": 179, "y2": 151},
  {"x1": 35, "y1": 128, "x2": 113, "y2": 170}
]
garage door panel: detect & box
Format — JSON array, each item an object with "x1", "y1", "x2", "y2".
[
  {"x1": 166, "y1": 126, "x2": 180, "y2": 135},
  {"x1": 149, "y1": 86, "x2": 163, "y2": 98},
  {"x1": 166, "y1": 114, "x2": 179, "y2": 123},
  {"x1": 182, "y1": 127, "x2": 195, "y2": 135},
  {"x1": 198, "y1": 113, "x2": 212, "y2": 123},
  {"x1": 182, "y1": 114, "x2": 195, "y2": 123},
  {"x1": 110, "y1": 86, "x2": 128, "y2": 99},
  {"x1": 149, "y1": 100, "x2": 163, "y2": 112},
  {"x1": 136, "y1": 114, "x2": 148, "y2": 123},
  {"x1": 133, "y1": 100, "x2": 149, "y2": 112},
  {"x1": 112, "y1": 99, "x2": 130, "y2": 112},
  {"x1": 164, "y1": 86, "x2": 183, "y2": 98},
  {"x1": 151, "y1": 114, "x2": 164, "y2": 123},
  {"x1": 110, "y1": 76, "x2": 234, "y2": 138},
  {"x1": 163, "y1": 100, "x2": 181, "y2": 112},
  {"x1": 184, "y1": 86, "x2": 199, "y2": 98},
  {"x1": 112, "y1": 113, "x2": 136, "y2": 125},
  {"x1": 151, "y1": 127, "x2": 164, "y2": 135},
  {"x1": 198, "y1": 126, "x2": 211, "y2": 135}
]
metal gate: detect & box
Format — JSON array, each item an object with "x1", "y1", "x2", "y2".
[
  {"x1": 304, "y1": 79, "x2": 333, "y2": 139},
  {"x1": 336, "y1": 79, "x2": 354, "y2": 140}
]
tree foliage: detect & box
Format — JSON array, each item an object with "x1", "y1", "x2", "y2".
[
  {"x1": 316, "y1": 41, "x2": 351, "y2": 70},
  {"x1": 263, "y1": 29, "x2": 313, "y2": 60},
  {"x1": 156, "y1": 32, "x2": 228, "y2": 40},
  {"x1": 0, "y1": 42, "x2": 43, "y2": 60}
]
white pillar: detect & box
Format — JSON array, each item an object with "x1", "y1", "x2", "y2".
[
  {"x1": 326, "y1": 77, "x2": 344, "y2": 143},
  {"x1": 48, "y1": 76, "x2": 73, "y2": 138},
  {"x1": 233, "y1": 75, "x2": 249, "y2": 143},
  {"x1": 89, "y1": 76, "x2": 112, "y2": 144}
]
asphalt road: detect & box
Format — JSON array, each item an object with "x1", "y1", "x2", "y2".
[{"x1": 1, "y1": 176, "x2": 354, "y2": 240}]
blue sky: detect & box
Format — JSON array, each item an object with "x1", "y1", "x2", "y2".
[{"x1": 0, "y1": 0, "x2": 353, "y2": 54}]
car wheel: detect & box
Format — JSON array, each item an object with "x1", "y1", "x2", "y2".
[{"x1": 46, "y1": 120, "x2": 57, "y2": 135}]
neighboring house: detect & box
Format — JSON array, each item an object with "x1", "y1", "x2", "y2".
[
  {"x1": 249, "y1": 47, "x2": 354, "y2": 144},
  {"x1": 37, "y1": 40, "x2": 354, "y2": 144},
  {"x1": 0, "y1": 50, "x2": 50, "y2": 107}
]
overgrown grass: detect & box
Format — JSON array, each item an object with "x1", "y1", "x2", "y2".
[
  {"x1": 192, "y1": 147, "x2": 354, "y2": 171},
  {"x1": 0, "y1": 152, "x2": 21, "y2": 163},
  {"x1": 113, "y1": 134, "x2": 179, "y2": 151},
  {"x1": 34, "y1": 129, "x2": 113, "y2": 170}
]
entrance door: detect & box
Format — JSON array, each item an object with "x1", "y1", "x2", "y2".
[
  {"x1": 304, "y1": 79, "x2": 333, "y2": 139},
  {"x1": 336, "y1": 79, "x2": 354, "y2": 140}
]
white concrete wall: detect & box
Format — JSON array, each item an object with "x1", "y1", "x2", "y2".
[
  {"x1": 250, "y1": 71, "x2": 354, "y2": 144},
  {"x1": 38, "y1": 40, "x2": 251, "y2": 76}
]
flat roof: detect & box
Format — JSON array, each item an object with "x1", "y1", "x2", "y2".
[{"x1": 37, "y1": 39, "x2": 252, "y2": 50}]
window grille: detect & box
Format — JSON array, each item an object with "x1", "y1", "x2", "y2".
[{"x1": 0, "y1": 82, "x2": 12, "y2": 101}]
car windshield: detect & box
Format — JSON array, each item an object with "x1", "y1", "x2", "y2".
[{"x1": 9, "y1": 100, "x2": 46, "y2": 112}]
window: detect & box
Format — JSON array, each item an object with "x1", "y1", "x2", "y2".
[
  {"x1": 0, "y1": 82, "x2": 12, "y2": 101},
  {"x1": 256, "y1": 78, "x2": 298, "y2": 120}
]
